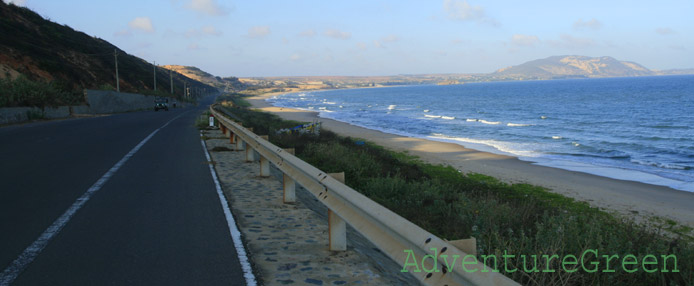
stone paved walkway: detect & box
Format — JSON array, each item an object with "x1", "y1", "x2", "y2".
[{"x1": 203, "y1": 129, "x2": 419, "y2": 286}]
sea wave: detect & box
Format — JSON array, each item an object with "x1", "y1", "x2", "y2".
[
  {"x1": 479, "y1": 120, "x2": 501, "y2": 125},
  {"x1": 427, "y1": 134, "x2": 540, "y2": 158},
  {"x1": 631, "y1": 159, "x2": 693, "y2": 170},
  {"x1": 424, "y1": 115, "x2": 442, "y2": 118},
  {"x1": 388, "y1": 105, "x2": 397, "y2": 110},
  {"x1": 441, "y1": 116, "x2": 456, "y2": 120},
  {"x1": 507, "y1": 123, "x2": 533, "y2": 127}
]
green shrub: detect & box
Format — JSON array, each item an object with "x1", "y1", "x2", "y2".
[{"x1": 0, "y1": 75, "x2": 82, "y2": 107}]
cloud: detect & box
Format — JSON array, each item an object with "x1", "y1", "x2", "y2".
[
  {"x1": 356, "y1": 42, "x2": 368, "y2": 50},
  {"x1": 247, "y1": 26, "x2": 271, "y2": 38},
  {"x1": 573, "y1": 18, "x2": 602, "y2": 30},
  {"x1": 656, "y1": 27, "x2": 676, "y2": 35},
  {"x1": 443, "y1": 0, "x2": 498, "y2": 26},
  {"x1": 372, "y1": 35, "x2": 400, "y2": 49},
  {"x1": 511, "y1": 34, "x2": 539, "y2": 47},
  {"x1": 114, "y1": 29, "x2": 132, "y2": 37},
  {"x1": 186, "y1": 0, "x2": 229, "y2": 16},
  {"x1": 290, "y1": 53, "x2": 302, "y2": 61},
  {"x1": 188, "y1": 43, "x2": 201, "y2": 51},
  {"x1": 324, "y1": 29, "x2": 351, "y2": 40},
  {"x1": 299, "y1": 29, "x2": 316, "y2": 38},
  {"x1": 381, "y1": 35, "x2": 399, "y2": 43},
  {"x1": 128, "y1": 17, "x2": 155, "y2": 33},
  {"x1": 185, "y1": 26, "x2": 222, "y2": 38}
]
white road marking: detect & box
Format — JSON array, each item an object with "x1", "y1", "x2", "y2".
[
  {"x1": 200, "y1": 135, "x2": 257, "y2": 286},
  {"x1": 0, "y1": 112, "x2": 187, "y2": 286}
]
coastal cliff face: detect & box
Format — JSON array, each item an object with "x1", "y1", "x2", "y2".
[
  {"x1": 494, "y1": 55, "x2": 654, "y2": 79},
  {"x1": 0, "y1": 2, "x2": 213, "y2": 94},
  {"x1": 162, "y1": 65, "x2": 245, "y2": 92}
]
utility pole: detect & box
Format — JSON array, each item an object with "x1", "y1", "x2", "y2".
[
  {"x1": 169, "y1": 68, "x2": 173, "y2": 94},
  {"x1": 114, "y1": 49, "x2": 120, "y2": 92},
  {"x1": 153, "y1": 61, "x2": 157, "y2": 92},
  {"x1": 184, "y1": 81, "x2": 187, "y2": 98}
]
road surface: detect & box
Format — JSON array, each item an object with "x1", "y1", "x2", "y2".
[{"x1": 0, "y1": 97, "x2": 250, "y2": 285}]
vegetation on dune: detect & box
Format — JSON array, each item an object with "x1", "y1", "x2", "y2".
[{"x1": 214, "y1": 93, "x2": 693, "y2": 286}]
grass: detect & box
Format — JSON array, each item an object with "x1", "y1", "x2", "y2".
[
  {"x1": 0, "y1": 75, "x2": 82, "y2": 108},
  {"x1": 195, "y1": 111, "x2": 213, "y2": 130},
  {"x1": 214, "y1": 94, "x2": 693, "y2": 285}
]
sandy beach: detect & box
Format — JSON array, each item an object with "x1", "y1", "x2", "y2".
[{"x1": 246, "y1": 92, "x2": 694, "y2": 229}]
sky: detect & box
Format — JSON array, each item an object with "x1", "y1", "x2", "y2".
[{"x1": 5, "y1": 0, "x2": 694, "y2": 77}]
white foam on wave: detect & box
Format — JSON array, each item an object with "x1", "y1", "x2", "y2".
[
  {"x1": 507, "y1": 123, "x2": 533, "y2": 127},
  {"x1": 631, "y1": 159, "x2": 691, "y2": 171},
  {"x1": 423, "y1": 109, "x2": 430, "y2": 113},
  {"x1": 427, "y1": 134, "x2": 540, "y2": 158},
  {"x1": 479, "y1": 120, "x2": 501, "y2": 125},
  {"x1": 552, "y1": 136, "x2": 563, "y2": 140},
  {"x1": 425, "y1": 115, "x2": 442, "y2": 118},
  {"x1": 388, "y1": 105, "x2": 397, "y2": 110},
  {"x1": 466, "y1": 118, "x2": 477, "y2": 122},
  {"x1": 442, "y1": 116, "x2": 456, "y2": 120}
]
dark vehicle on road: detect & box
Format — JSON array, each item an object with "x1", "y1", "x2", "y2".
[{"x1": 154, "y1": 98, "x2": 169, "y2": 111}]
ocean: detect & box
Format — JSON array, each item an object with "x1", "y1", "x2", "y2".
[{"x1": 267, "y1": 76, "x2": 694, "y2": 192}]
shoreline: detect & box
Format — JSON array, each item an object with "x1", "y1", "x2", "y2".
[{"x1": 246, "y1": 91, "x2": 694, "y2": 229}]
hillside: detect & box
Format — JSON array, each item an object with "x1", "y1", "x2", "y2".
[
  {"x1": 493, "y1": 55, "x2": 655, "y2": 80},
  {"x1": 163, "y1": 65, "x2": 245, "y2": 92},
  {"x1": 234, "y1": 56, "x2": 692, "y2": 93},
  {"x1": 0, "y1": 2, "x2": 214, "y2": 107}
]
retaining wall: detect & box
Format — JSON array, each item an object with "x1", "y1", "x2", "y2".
[
  {"x1": 81, "y1": 89, "x2": 158, "y2": 114},
  {"x1": 1, "y1": 90, "x2": 170, "y2": 125}
]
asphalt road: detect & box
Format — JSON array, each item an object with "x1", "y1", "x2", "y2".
[{"x1": 0, "y1": 97, "x2": 247, "y2": 285}]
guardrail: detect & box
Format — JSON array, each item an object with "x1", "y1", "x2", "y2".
[{"x1": 210, "y1": 105, "x2": 519, "y2": 286}]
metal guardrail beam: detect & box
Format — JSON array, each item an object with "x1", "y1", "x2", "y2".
[{"x1": 210, "y1": 106, "x2": 519, "y2": 286}]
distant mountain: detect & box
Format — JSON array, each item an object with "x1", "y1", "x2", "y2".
[
  {"x1": 162, "y1": 65, "x2": 245, "y2": 92},
  {"x1": 0, "y1": 2, "x2": 214, "y2": 106},
  {"x1": 655, "y1": 69, "x2": 694, "y2": 76},
  {"x1": 493, "y1": 55, "x2": 655, "y2": 80}
]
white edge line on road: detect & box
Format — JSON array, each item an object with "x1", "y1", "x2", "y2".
[
  {"x1": 0, "y1": 112, "x2": 188, "y2": 286},
  {"x1": 200, "y1": 134, "x2": 257, "y2": 286}
]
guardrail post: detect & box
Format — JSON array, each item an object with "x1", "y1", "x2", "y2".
[
  {"x1": 230, "y1": 133, "x2": 236, "y2": 144},
  {"x1": 245, "y1": 145, "x2": 256, "y2": 162},
  {"x1": 259, "y1": 156, "x2": 270, "y2": 177},
  {"x1": 220, "y1": 124, "x2": 227, "y2": 135},
  {"x1": 282, "y1": 148, "x2": 296, "y2": 203},
  {"x1": 258, "y1": 135, "x2": 270, "y2": 176},
  {"x1": 235, "y1": 138, "x2": 245, "y2": 151},
  {"x1": 328, "y1": 172, "x2": 347, "y2": 251}
]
